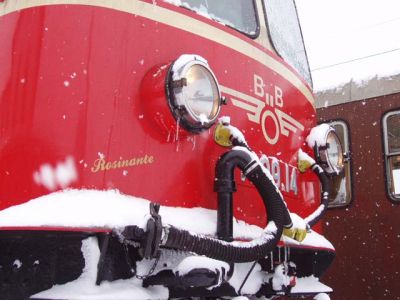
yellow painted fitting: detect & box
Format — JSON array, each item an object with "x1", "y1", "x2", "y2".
[
  {"x1": 214, "y1": 123, "x2": 232, "y2": 147},
  {"x1": 298, "y1": 159, "x2": 313, "y2": 173},
  {"x1": 283, "y1": 227, "x2": 307, "y2": 242}
]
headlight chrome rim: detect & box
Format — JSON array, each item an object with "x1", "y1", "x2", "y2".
[
  {"x1": 306, "y1": 123, "x2": 345, "y2": 175},
  {"x1": 166, "y1": 55, "x2": 222, "y2": 133},
  {"x1": 319, "y1": 128, "x2": 344, "y2": 175}
]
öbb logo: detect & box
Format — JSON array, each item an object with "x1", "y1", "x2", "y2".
[{"x1": 231, "y1": 74, "x2": 304, "y2": 145}]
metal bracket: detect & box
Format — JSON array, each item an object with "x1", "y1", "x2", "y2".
[{"x1": 143, "y1": 202, "x2": 163, "y2": 259}]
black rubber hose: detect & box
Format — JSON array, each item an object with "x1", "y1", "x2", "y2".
[
  {"x1": 247, "y1": 165, "x2": 292, "y2": 230},
  {"x1": 214, "y1": 149, "x2": 251, "y2": 242},
  {"x1": 161, "y1": 147, "x2": 292, "y2": 263},
  {"x1": 305, "y1": 164, "x2": 331, "y2": 228}
]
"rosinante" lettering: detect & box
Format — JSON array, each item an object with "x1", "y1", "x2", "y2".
[{"x1": 91, "y1": 155, "x2": 154, "y2": 173}]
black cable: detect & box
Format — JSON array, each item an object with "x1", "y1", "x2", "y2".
[{"x1": 312, "y1": 48, "x2": 400, "y2": 71}]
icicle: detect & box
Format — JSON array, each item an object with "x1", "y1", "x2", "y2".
[
  {"x1": 270, "y1": 251, "x2": 274, "y2": 271},
  {"x1": 167, "y1": 130, "x2": 171, "y2": 143},
  {"x1": 186, "y1": 136, "x2": 196, "y2": 151},
  {"x1": 278, "y1": 246, "x2": 281, "y2": 263},
  {"x1": 175, "y1": 117, "x2": 181, "y2": 152}
]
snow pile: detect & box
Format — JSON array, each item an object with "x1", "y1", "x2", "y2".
[
  {"x1": 218, "y1": 116, "x2": 248, "y2": 147},
  {"x1": 282, "y1": 214, "x2": 333, "y2": 250},
  {"x1": 314, "y1": 293, "x2": 331, "y2": 300},
  {"x1": 291, "y1": 276, "x2": 333, "y2": 294},
  {"x1": 304, "y1": 204, "x2": 326, "y2": 227},
  {"x1": 7, "y1": 189, "x2": 334, "y2": 299},
  {"x1": 306, "y1": 124, "x2": 331, "y2": 148},
  {"x1": 0, "y1": 189, "x2": 151, "y2": 230},
  {"x1": 228, "y1": 262, "x2": 265, "y2": 295},
  {"x1": 271, "y1": 263, "x2": 291, "y2": 291},
  {"x1": 0, "y1": 189, "x2": 263, "y2": 239},
  {"x1": 174, "y1": 256, "x2": 229, "y2": 276},
  {"x1": 198, "y1": 113, "x2": 210, "y2": 125},
  {"x1": 0, "y1": 189, "x2": 262, "y2": 240},
  {"x1": 298, "y1": 149, "x2": 316, "y2": 166},
  {"x1": 171, "y1": 54, "x2": 208, "y2": 80},
  {"x1": 0, "y1": 189, "x2": 334, "y2": 251},
  {"x1": 289, "y1": 213, "x2": 307, "y2": 231}
]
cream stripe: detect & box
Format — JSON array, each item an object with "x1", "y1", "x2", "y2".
[
  {"x1": 220, "y1": 86, "x2": 263, "y2": 107},
  {"x1": 0, "y1": 0, "x2": 315, "y2": 107}
]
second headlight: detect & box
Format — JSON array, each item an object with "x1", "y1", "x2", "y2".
[{"x1": 307, "y1": 123, "x2": 344, "y2": 175}]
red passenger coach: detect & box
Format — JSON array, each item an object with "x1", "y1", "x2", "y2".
[
  {"x1": 316, "y1": 76, "x2": 400, "y2": 299},
  {"x1": 0, "y1": 1, "x2": 343, "y2": 299}
]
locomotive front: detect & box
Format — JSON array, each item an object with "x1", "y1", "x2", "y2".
[{"x1": 0, "y1": 0, "x2": 344, "y2": 299}]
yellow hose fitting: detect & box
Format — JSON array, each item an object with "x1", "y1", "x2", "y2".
[
  {"x1": 298, "y1": 149, "x2": 316, "y2": 173},
  {"x1": 283, "y1": 227, "x2": 307, "y2": 242},
  {"x1": 214, "y1": 123, "x2": 233, "y2": 147}
]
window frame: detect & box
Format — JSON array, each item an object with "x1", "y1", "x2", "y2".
[
  {"x1": 171, "y1": 0, "x2": 261, "y2": 39},
  {"x1": 326, "y1": 119, "x2": 353, "y2": 208},
  {"x1": 382, "y1": 109, "x2": 400, "y2": 202},
  {"x1": 261, "y1": 0, "x2": 313, "y2": 87}
]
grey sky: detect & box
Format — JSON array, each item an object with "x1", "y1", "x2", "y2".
[{"x1": 296, "y1": 0, "x2": 400, "y2": 90}]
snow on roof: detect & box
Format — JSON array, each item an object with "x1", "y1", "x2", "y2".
[{"x1": 315, "y1": 73, "x2": 400, "y2": 108}]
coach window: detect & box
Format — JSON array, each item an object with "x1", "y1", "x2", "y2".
[
  {"x1": 328, "y1": 121, "x2": 352, "y2": 207},
  {"x1": 263, "y1": 0, "x2": 312, "y2": 86},
  {"x1": 175, "y1": 0, "x2": 258, "y2": 37},
  {"x1": 383, "y1": 111, "x2": 400, "y2": 201}
]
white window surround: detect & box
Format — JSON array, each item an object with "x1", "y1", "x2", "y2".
[{"x1": 383, "y1": 110, "x2": 400, "y2": 201}]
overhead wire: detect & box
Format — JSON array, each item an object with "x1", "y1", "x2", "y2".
[{"x1": 311, "y1": 48, "x2": 400, "y2": 71}]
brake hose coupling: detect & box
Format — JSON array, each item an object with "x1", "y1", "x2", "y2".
[
  {"x1": 214, "y1": 116, "x2": 248, "y2": 148},
  {"x1": 214, "y1": 119, "x2": 233, "y2": 147}
]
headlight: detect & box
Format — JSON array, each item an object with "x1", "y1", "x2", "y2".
[
  {"x1": 326, "y1": 130, "x2": 344, "y2": 172},
  {"x1": 306, "y1": 124, "x2": 344, "y2": 174},
  {"x1": 167, "y1": 55, "x2": 221, "y2": 132}
]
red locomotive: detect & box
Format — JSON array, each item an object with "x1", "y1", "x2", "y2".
[{"x1": 0, "y1": 0, "x2": 344, "y2": 299}]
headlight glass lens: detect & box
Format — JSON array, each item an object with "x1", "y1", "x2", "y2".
[
  {"x1": 326, "y1": 130, "x2": 344, "y2": 173},
  {"x1": 184, "y1": 65, "x2": 220, "y2": 122}
]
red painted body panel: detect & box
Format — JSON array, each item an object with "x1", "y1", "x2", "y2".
[{"x1": 0, "y1": 1, "x2": 319, "y2": 229}]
